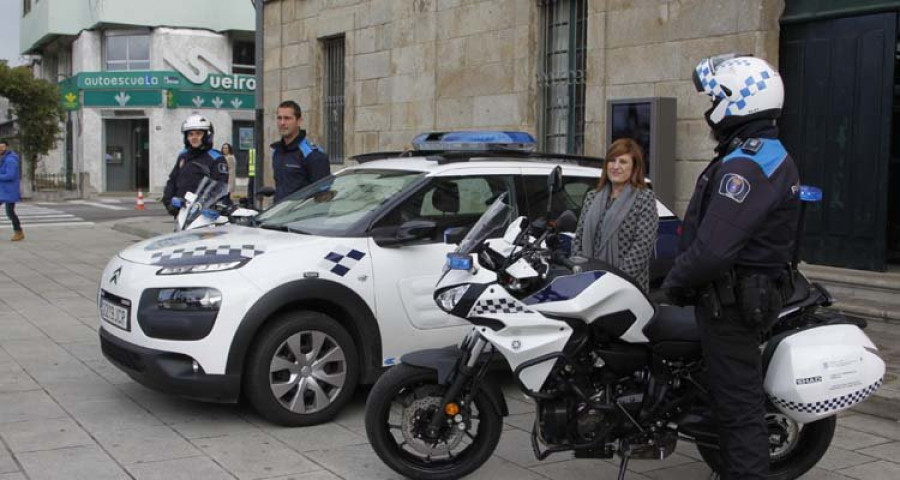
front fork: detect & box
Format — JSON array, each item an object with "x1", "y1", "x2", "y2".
[{"x1": 424, "y1": 334, "x2": 489, "y2": 439}]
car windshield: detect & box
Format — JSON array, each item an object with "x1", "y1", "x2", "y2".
[
  {"x1": 456, "y1": 193, "x2": 511, "y2": 255},
  {"x1": 255, "y1": 169, "x2": 425, "y2": 236}
]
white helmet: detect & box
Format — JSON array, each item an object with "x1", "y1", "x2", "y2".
[
  {"x1": 693, "y1": 54, "x2": 784, "y2": 130},
  {"x1": 181, "y1": 113, "x2": 214, "y2": 149}
]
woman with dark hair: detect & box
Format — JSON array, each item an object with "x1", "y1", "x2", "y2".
[
  {"x1": 221, "y1": 143, "x2": 236, "y2": 193},
  {"x1": 572, "y1": 138, "x2": 658, "y2": 291}
]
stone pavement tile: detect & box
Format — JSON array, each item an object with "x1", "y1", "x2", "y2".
[
  {"x1": 66, "y1": 396, "x2": 164, "y2": 433},
  {"x1": 857, "y1": 441, "x2": 900, "y2": 462},
  {"x1": 531, "y1": 457, "x2": 652, "y2": 480},
  {"x1": 330, "y1": 394, "x2": 368, "y2": 437},
  {"x1": 833, "y1": 425, "x2": 893, "y2": 450},
  {"x1": 304, "y1": 443, "x2": 404, "y2": 480},
  {"x1": 264, "y1": 422, "x2": 367, "y2": 452},
  {"x1": 798, "y1": 467, "x2": 855, "y2": 479},
  {"x1": 194, "y1": 432, "x2": 321, "y2": 480},
  {"x1": 503, "y1": 412, "x2": 534, "y2": 432},
  {"x1": 125, "y1": 456, "x2": 235, "y2": 480},
  {"x1": 840, "y1": 415, "x2": 900, "y2": 441},
  {"x1": 675, "y1": 441, "x2": 704, "y2": 461},
  {"x1": 90, "y1": 358, "x2": 136, "y2": 385},
  {"x1": 16, "y1": 445, "x2": 129, "y2": 480},
  {"x1": 0, "y1": 390, "x2": 67, "y2": 425},
  {"x1": 505, "y1": 396, "x2": 536, "y2": 416},
  {"x1": 642, "y1": 461, "x2": 713, "y2": 479},
  {"x1": 120, "y1": 383, "x2": 248, "y2": 426},
  {"x1": 838, "y1": 460, "x2": 900, "y2": 480},
  {"x1": 0, "y1": 367, "x2": 40, "y2": 394},
  {"x1": 0, "y1": 417, "x2": 94, "y2": 453},
  {"x1": 42, "y1": 377, "x2": 123, "y2": 406},
  {"x1": 0, "y1": 473, "x2": 26, "y2": 480},
  {"x1": 42, "y1": 323, "x2": 98, "y2": 344},
  {"x1": 93, "y1": 425, "x2": 202, "y2": 465},
  {"x1": 0, "y1": 447, "x2": 17, "y2": 474},
  {"x1": 0, "y1": 318, "x2": 46, "y2": 342},
  {"x1": 493, "y1": 428, "x2": 569, "y2": 468},
  {"x1": 261, "y1": 472, "x2": 343, "y2": 480},
  {"x1": 465, "y1": 456, "x2": 550, "y2": 480},
  {"x1": 60, "y1": 340, "x2": 104, "y2": 363},
  {"x1": 169, "y1": 414, "x2": 262, "y2": 440},
  {"x1": 816, "y1": 446, "x2": 878, "y2": 471}
]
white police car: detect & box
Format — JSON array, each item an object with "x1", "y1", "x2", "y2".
[{"x1": 98, "y1": 132, "x2": 681, "y2": 426}]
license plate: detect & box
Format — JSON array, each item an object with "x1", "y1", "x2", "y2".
[{"x1": 100, "y1": 298, "x2": 130, "y2": 331}]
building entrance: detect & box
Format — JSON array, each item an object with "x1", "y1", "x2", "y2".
[{"x1": 104, "y1": 119, "x2": 149, "y2": 192}]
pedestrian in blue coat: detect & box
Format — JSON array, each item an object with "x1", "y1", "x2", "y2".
[{"x1": 0, "y1": 139, "x2": 24, "y2": 241}]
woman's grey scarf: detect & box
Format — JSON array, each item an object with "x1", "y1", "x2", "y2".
[{"x1": 580, "y1": 183, "x2": 638, "y2": 265}]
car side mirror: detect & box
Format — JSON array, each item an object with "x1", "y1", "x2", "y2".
[
  {"x1": 373, "y1": 219, "x2": 437, "y2": 247},
  {"x1": 443, "y1": 226, "x2": 470, "y2": 245},
  {"x1": 556, "y1": 210, "x2": 578, "y2": 233},
  {"x1": 256, "y1": 186, "x2": 276, "y2": 198}
]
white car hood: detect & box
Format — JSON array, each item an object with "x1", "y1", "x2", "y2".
[{"x1": 119, "y1": 224, "x2": 327, "y2": 266}]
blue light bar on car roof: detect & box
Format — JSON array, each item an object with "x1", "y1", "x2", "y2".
[{"x1": 412, "y1": 131, "x2": 537, "y2": 152}]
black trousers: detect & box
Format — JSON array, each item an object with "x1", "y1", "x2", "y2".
[
  {"x1": 696, "y1": 287, "x2": 782, "y2": 480},
  {"x1": 1, "y1": 203, "x2": 21, "y2": 231}
]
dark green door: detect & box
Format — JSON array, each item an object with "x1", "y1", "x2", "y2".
[{"x1": 780, "y1": 12, "x2": 897, "y2": 271}]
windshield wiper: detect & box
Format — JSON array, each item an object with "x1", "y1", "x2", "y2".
[{"x1": 258, "y1": 223, "x2": 309, "y2": 235}]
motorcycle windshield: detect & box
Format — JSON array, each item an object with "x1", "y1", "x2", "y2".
[
  {"x1": 183, "y1": 177, "x2": 229, "y2": 227},
  {"x1": 456, "y1": 193, "x2": 511, "y2": 255}
]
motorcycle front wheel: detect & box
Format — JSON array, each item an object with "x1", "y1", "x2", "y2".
[
  {"x1": 697, "y1": 410, "x2": 836, "y2": 480},
  {"x1": 364, "y1": 364, "x2": 503, "y2": 480}
]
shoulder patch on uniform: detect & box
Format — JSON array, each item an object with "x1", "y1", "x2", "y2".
[
  {"x1": 208, "y1": 149, "x2": 223, "y2": 160},
  {"x1": 299, "y1": 139, "x2": 313, "y2": 157},
  {"x1": 722, "y1": 139, "x2": 788, "y2": 178},
  {"x1": 719, "y1": 173, "x2": 751, "y2": 203},
  {"x1": 218, "y1": 162, "x2": 229, "y2": 174}
]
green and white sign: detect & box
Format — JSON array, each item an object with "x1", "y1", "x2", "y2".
[
  {"x1": 168, "y1": 90, "x2": 256, "y2": 110},
  {"x1": 75, "y1": 71, "x2": 255, "y2": 93},
  {"x1": 83, "y1": 90, "x2": 163, "y2": 107},
  {"x1": 60, "y1": 80, "x2": 80, "y2": 110}
]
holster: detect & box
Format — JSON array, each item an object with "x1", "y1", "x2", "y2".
[{"x1": 699, "y1": 268, "x2": 790, "y2": 326}]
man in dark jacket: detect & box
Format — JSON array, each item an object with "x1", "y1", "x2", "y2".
[
  {"x1": 162, "y1": 114, "x2": 229, "y2": 216},
  {"x1": 662, "y1": 54, "x2": 801, "y2": 480},
  {"x1": 0, "y1": 139, "x2": 24, "y2": 241},
  {"x1": 271, "y1": 100, "x2": 329, "y2": 202}
]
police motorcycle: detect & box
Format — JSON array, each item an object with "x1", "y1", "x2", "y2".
[
  {"x1": 173, "y1": 176, "x2": 260, "y2": 231},
  {"x1": 364, "y1": 169, "x2": 886, "y2": 480}
]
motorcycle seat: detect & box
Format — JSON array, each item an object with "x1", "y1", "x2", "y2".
[{"x1": 643, "y1": 305, "x2": 700, "y2": 343}]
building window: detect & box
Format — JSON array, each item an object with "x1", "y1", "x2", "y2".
[
  {"x1": 538, "y1": 0, "x2": 587, "y2": 154},
  {"x1": 105, "y1": 33, "x2": 150, "y2": 71},
  {"x1": 23, "y1": 0, "x2": 31, "y2": 16},
  {"x1": 232, "y1": 40, "x2": 255, "y2": 75},
  {"x1": 323, "y1": 36, "x2": 345, "y2": 164}
]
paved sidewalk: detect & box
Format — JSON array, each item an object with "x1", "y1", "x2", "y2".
[{"x1": 1, "y1": 224, "x2": 899, "y2": 479}]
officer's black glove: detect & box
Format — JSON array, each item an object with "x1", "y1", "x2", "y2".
[
  {"x1": 165, "y1": 203, "x2": 180, "y2": 217},
  {"x1": 665, "y1": 286, "x2": 696, "y2": 307}
]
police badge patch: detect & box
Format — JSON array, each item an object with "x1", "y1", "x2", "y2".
[
  {"x1": 218, "y1": 162, "x2": 229, "y2": 174},
  {"x1": 719, "y1": 173, "x2": 751, "y2": 203}
]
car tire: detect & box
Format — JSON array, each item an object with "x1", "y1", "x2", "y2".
[{"x1": 244, "y1": 310, "x2": 359, "y2": 426}]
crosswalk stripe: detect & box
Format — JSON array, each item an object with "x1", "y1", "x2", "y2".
[
  {"x1": 0, "y1": 221, "x2": 95, "y2": 229},
  {"x1": 67, "y1": 200, "x2": 128, "y2": 211},
  {"x1": 0, "y1": 204, "x2": 91, "y2": 229}
]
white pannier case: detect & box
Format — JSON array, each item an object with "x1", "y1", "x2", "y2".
[{"x1": 764, "y1": 324, "x2": 885, "y2": 424}]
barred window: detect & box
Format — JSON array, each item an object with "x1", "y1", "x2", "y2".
[
  {"x1": 538, "y1": 0, "x2": 587, "y2": 154},
  {"x1": 323, "y1": 36, "x2": 345, "y2": 164}
]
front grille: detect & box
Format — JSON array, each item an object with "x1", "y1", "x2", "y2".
[{"x1": 101, "y1": 336, "x2": 145, "y2": 372}]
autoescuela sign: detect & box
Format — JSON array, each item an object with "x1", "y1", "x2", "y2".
[{"x1": 75, "y1": 71, "x2": 256, "y2": 92}]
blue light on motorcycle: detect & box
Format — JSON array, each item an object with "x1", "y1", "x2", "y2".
[
  {"x1": 201, "y1": 209, "x2": 220, "y2": 219},
  {"x1": 446, "y1": 253, "x2": 473, "y2": 270},
  {"x1": 799, "y1": 185, "x2": 823, "y2": 203}
]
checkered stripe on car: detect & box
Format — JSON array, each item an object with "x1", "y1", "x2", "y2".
[
  {"x1": 150, "y1": 244, "x2": 264, "y2": 265},
  {"x1": 317, "y1": 246, "x2": 366, "y2": 277},
  {"x1": 471, "y1": 298, "x2": 532, "y2": 315},
  {"x1": 769, "y1": 378, "x2": 883, "y2": 415}
]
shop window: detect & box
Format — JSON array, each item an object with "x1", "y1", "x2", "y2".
[
  {"x1": 232, "y1": 40, "x2": 255, "y2": 75},
  {"x1": 538, "y1": 0, "x2": 587, "y2": 155},
  {"x1": 105, "y1": 33, "x2": 150, "y2": 71}
]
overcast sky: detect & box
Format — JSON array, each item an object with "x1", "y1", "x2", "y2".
[{"x1": 0, "y1": 0, "x2": 23, "y2": 65}]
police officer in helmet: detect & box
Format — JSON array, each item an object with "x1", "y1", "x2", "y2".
[
  {"x1": 272, "y1": 100, "x2": 330, "y2": 203},
  {"x1": 163, "y1": 114, "x2": 230, "y2": 216},
  {"x1": 662, "y1": 54, "x2": 801, "y2": 479}
]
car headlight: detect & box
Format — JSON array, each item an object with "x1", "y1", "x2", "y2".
[
  {"x1": 156, "y1": 260, "x2": 246, "y2": 275},
  {"x1": 436, "y1": 285, "x2": 470, "y2": 312},
  {"x1": 156, "y1": 287, "x2": 222, "y2": 311}
]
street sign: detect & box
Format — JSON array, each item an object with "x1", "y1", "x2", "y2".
[
  {"x1": 60, "y1": 84, "x2": 80, "y2": 110},
  {"x1": 168, "y1": 90, "x2": 256, "y2": 110},
  {"x1": 74, "y1": 71, "x2": 255, "y2": 92},
  {"x1": 82, "y1": 90, "x2": 163, "y2": 107}
]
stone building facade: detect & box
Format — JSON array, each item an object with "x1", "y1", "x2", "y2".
[{"x1": 262, "y1": 0, "x2": 783, "y2": 213}]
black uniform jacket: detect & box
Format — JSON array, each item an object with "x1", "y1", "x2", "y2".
[
  {"x1": 662, "y1": 138, "x2": 801, "y2": 290},
  {"x1": 162, "y1": 147, "x2": 229, "y2": 208},
  {"x1": 272, "y1": 130, "x2": 330, "y2": 202}
]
